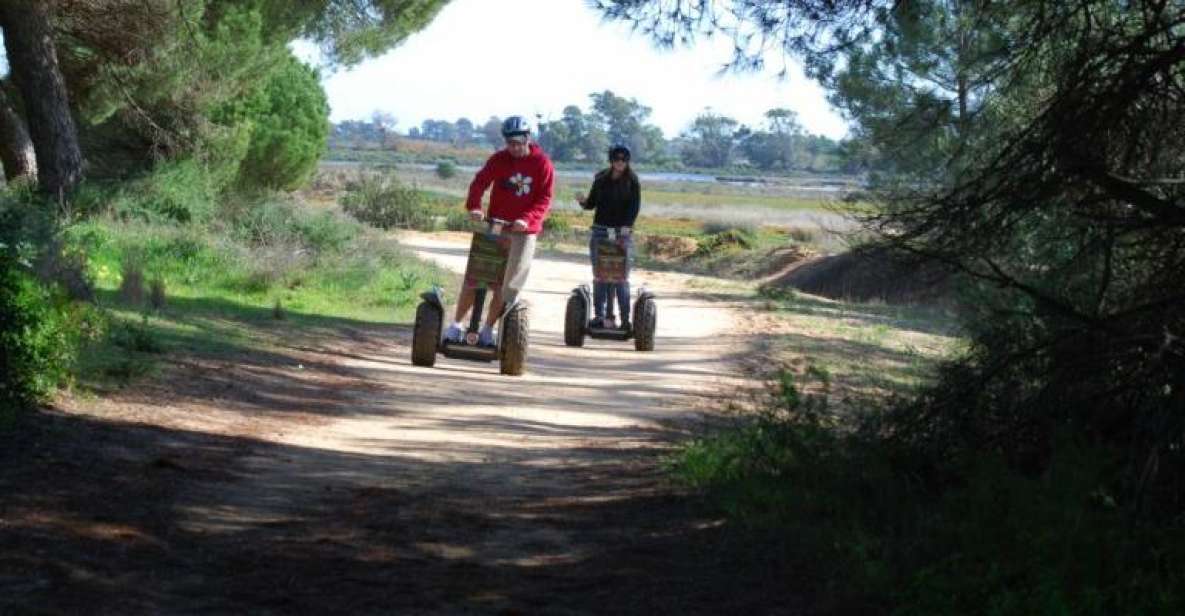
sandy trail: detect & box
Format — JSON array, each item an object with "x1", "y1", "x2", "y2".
[{"x1": 5, "y1": 232, "x2": 768, "y2": 614}]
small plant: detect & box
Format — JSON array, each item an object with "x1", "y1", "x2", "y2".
[
  {"x1": 0, "y1": 259, "x2": 87, "y2": 413},
  {"x1": 444, "y1": 209, "x2": 471, "y2": 231},
  {"x1": 435, "y1": 160, "x2": 457, "y2": 179},
  {"x1": 696, "y1": 228, "x2": 755, "y2": 256},
  {"x1": 230, "y1": 197, "x2": 359, "y2": 255},
  {"x1": 542, "y1": 215, "x2": 571, "y2": 234},
  {"x1": 110, "y1": 315, "x2": 162, "y2": 354},
  {"x1": 340, "y1": 174, "x2": 431, "y2": 230},
  {"x1": 398, "y1": 271, "x2": 419, "y2": 291},
  {"x1": 33, "y1": 240, "x2": 95, "y2": 302},
  {"x1": 101, "y1": 355, "x2": 154, "y2": 383},
  {"x1": 702, "y1": 220, "x2": 757, "y2": 236}
]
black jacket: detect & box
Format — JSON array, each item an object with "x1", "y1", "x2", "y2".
[{"x1": 582, "y1": 169, "x2": 640, "y2": 227}]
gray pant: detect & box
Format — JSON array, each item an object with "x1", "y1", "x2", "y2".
[{"x1": 502, "y1": 232, "x2": 536, "y2": 307}]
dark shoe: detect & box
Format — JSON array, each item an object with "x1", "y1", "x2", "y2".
[
  {"x1": 620, "y1": 321, "x2": 632, "y2": 338},
  {"x1": 589, "y1": 317, "x2": 605, "y2": 329}
]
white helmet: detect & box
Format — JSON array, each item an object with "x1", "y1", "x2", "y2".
[{"x1": 500, "y1": 115, "x2": 532, "y2": 139}]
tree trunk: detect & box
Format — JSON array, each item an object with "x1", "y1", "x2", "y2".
[
  {"x1": 0, "y1": 1, "x2": 82, "y2": 198},
  {"x1": 0, "y1": 82, "x2": 38, "y2": 182}
]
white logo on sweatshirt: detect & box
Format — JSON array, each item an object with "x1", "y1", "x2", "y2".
[{"x1": 508, "y1": 173, "x2": 532, "y2": 196}]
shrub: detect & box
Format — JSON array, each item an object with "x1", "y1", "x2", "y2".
[
  {"x1": 542, "y1": 214, "x2": 571, "y2": 234},
  {"x1": 101, "y1": 159, "x2": 221, "y2": 223},
  {"x1": 444, "y1": 209, "x2": 471, "y2": 231},
  {"x1": 340, "y1": 174, "x2": 431, "y2": 230},
  {"x1": 227, "y1": 196, "x2": 359, "y2": 255},
  {"x1": 696, "y1": 228, "x2": 755, "y2": 256},
  {"x1": 0, "y1": 258, "x2": 86, "y2": 415},
  {"x1": 435, "y1": 160, "x2": 457, "y2": 179},
  {"x1": 702, "y1": 220, "x2": 757, "y2": 236},
  {"x1": 109, "y1": 315, "x2": 163, "y2": 354},
  {"x1": 676, "y1": 365, "x2": 1185, "y2": 614}
]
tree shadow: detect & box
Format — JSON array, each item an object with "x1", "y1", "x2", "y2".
[{"x1": 0, "y1": 409, "x2": 814, "y2": 615}]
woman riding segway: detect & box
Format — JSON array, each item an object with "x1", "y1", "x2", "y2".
[{"x1": 576, "y1": 144, "x2": 640, "y2": 333}]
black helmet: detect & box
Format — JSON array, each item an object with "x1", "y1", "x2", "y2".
[
  {"x1": 608, "y1": 144, "x2": 631, "y2": 162},
  {"x1": 501, "y1": 115, "x2": 532, "y2": 138}
]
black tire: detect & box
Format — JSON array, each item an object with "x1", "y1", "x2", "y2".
[
  {"x1": 500, "y1": 305, "x2": 529, "y2": 376},
  {"x1": 411, "y1": 301, "x2": 440, "y2": 367},
  {"x1": 634, "y1": 297, "x2": 656, "y2": 352},
  {"x1": 563, "y1": 294, "x2": 586, "y2": 347}
]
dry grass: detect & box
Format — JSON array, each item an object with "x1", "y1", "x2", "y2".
[{"x1": 747, "y1": 289, "x2": 961, "y2": 409}]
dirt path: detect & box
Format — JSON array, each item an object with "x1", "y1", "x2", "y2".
[{"x1": 1, "y1": 234, "x2": 809, "y2": 615}]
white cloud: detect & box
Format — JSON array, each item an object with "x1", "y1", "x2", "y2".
[{"x1": 307, "y1": 0, "x2": 849, "y2": 139}]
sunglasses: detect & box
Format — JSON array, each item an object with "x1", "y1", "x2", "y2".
[
  {"x1": 505, "y1": 137, "x2": 528, "y2": 145},
  {"x1": 610, "y1": 157, "x2": 628, "y2": 162}
]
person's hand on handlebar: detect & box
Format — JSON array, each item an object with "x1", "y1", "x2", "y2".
[
  {"x1": 468, "y1": 209, "x2": 485, "y2": 222},
  {"x1": 620, "y1": 226, "x2": 632, "y2": 238},
  {"x1": 512, "y1": 219, "x2": 529, "y2": 232}
]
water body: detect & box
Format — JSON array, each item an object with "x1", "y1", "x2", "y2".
[{"x1": 321, "y1": 160, "x2": 850, "y2": 192}]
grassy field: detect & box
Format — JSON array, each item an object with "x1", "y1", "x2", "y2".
[
  {"x1": 325, "y1": 143, "x2": 855, "y2": 182},
  {"x1": 315, "y1": 163, "x2": 859, "y2": 220},
  {"x1": 65, "y1": 197, "x2": 453, "y2": 391},
  {"x1": 309, "y1": 164, "x2": 855, "y2": 280}
]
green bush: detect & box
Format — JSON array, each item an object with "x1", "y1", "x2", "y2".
[
  {"x1": 221, "y1": 195, "x2": 359, "y2": 254},
  {"x1": 0, "y1": 191, "x2": 96, "y2": 417},
  {"x1": 702, "y1": 220, "x2": 757, "y2": 236},
  {"x1": 0, "y1": 258, "x2": 87, "y2": 415},
  {"x1": 696, "y1": 228, "x2": 755, "y2": 256},
  {"x1": 435, "y1": 160, "x2": 457, "y2": 179},
  {"x1": 444, "y1": 209, "x2": 471, "y2": 231},
  {"x1": 97, "y1": 160, "x2": 221, "y2": 224},
  {"x1": 340, "y1": 174, "x2": 431, "y2": 230},
  {"x1": 542, "y1": 214, "x2": 571, "y2": 234},
  {"x1": 110, "y1": 316, "x2": 163, "y2": 354},
  {"x1": 675, "y1": 368, "x2": 1185, "y2": 614}
]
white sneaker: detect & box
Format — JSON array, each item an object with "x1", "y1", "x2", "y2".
[
  {"x1": 478, "y1": 325, "x2": 496, "y2": 347},
  {"x1": 444, "y1": 322, "x2": 464, "y2": 343}
]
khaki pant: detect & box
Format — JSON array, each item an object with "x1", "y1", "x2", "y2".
[{"x1": 501, "y1": 233, "x2": 536, "y2": 306}]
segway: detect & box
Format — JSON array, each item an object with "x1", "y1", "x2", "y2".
[
  {"x1": 411, "y1": 218, "x2": 529, "y2": 375},
  {"x1": 564, "y1": 227, "x2": 657, "y2": 352}
]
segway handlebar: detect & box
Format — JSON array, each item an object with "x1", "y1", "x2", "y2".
[
  {"x1": 591, "y1": 224, "x2": 632, "y2": 241},
  {"x1": 467, "y1": 215, "x2": 519, "y2": 236}
]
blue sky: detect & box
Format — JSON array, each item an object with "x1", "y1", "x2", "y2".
[{"x1": 298, "y1": 0, "x2": 849, "y2": 140}]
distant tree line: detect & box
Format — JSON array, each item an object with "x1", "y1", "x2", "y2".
[{"x1": 330, "y1": 89, "x2": 853, "y2": 172}]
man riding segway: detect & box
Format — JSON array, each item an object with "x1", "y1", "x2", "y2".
[
  {"x1": 412, "y1": 116, "x2": 554, "y2": 374},
  {"x1": 439, "y1": 115, "x2": 553, "y2": 347}
]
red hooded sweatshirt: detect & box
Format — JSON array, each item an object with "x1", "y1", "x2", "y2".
[{"x1": 465, "y1": 143, "x2": 554, "y2": 234}]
